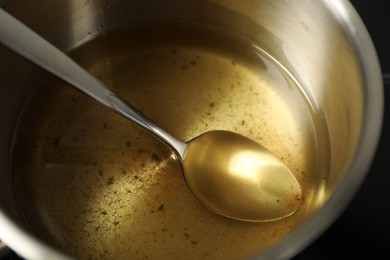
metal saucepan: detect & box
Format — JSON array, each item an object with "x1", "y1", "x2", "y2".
[{"x1": 0, "y1": 0, "x2": 383, "y2": 259}]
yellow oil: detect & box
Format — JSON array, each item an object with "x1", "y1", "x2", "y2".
[
  {"x1": 183, "y1": 130, "x2": 302, "y2": 222},
  {"x1": 12, "y1": 21, "x2": 328, "y2": 259}
]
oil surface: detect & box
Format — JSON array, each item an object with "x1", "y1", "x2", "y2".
[{"x1": 13, "y1": 21, "x2": 327, "y2": 259}]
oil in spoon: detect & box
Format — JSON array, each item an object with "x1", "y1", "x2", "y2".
[{"x1": 184, "y1": 130, "x2": 301, "y2": 222}]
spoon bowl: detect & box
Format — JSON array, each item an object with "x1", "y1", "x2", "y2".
[
  {"x1": 184, "y1": 130, "x2": 301, "y2": 221},
  {"x1": 0, "y1": 8, "x2": 301, "y2": 222}
]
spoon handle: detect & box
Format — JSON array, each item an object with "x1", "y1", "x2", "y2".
[{"x1": 0, "y1": 8, "x2": 186, "y2": 157}]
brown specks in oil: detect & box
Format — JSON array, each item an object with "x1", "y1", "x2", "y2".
[{"x1": 13, "y1": 20, "x2": 326, "y2": 260}]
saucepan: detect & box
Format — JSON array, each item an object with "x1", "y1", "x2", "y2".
[{"x1": 0, "y1": 0, "x2": 383, "y2": 259}]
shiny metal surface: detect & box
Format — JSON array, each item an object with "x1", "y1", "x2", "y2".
[
  {"x1": 0, "y1": 239, "x2": 9, "y2": 258},
  {"x1": 294, "y1": 1, "x2": 389, "y2": 257},
  {"x1": 0, "y1": 0, "x2": 383, "y2": 259}
]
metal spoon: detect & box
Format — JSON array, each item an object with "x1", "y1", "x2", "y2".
[{"x1": 0, "y1": 8, "x2": 302, "y2": 222}]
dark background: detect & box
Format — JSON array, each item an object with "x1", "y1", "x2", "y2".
[
  {"x1": 2, "y1": 1, "x2": 390, "y2": 259},
  {"x1": 295, "y1": 0, "x2": 390, "y2": 259}
]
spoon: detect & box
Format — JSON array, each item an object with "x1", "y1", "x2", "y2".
[{"x1": 0, "y1": 8, "x2": 302, "y2": 222}]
